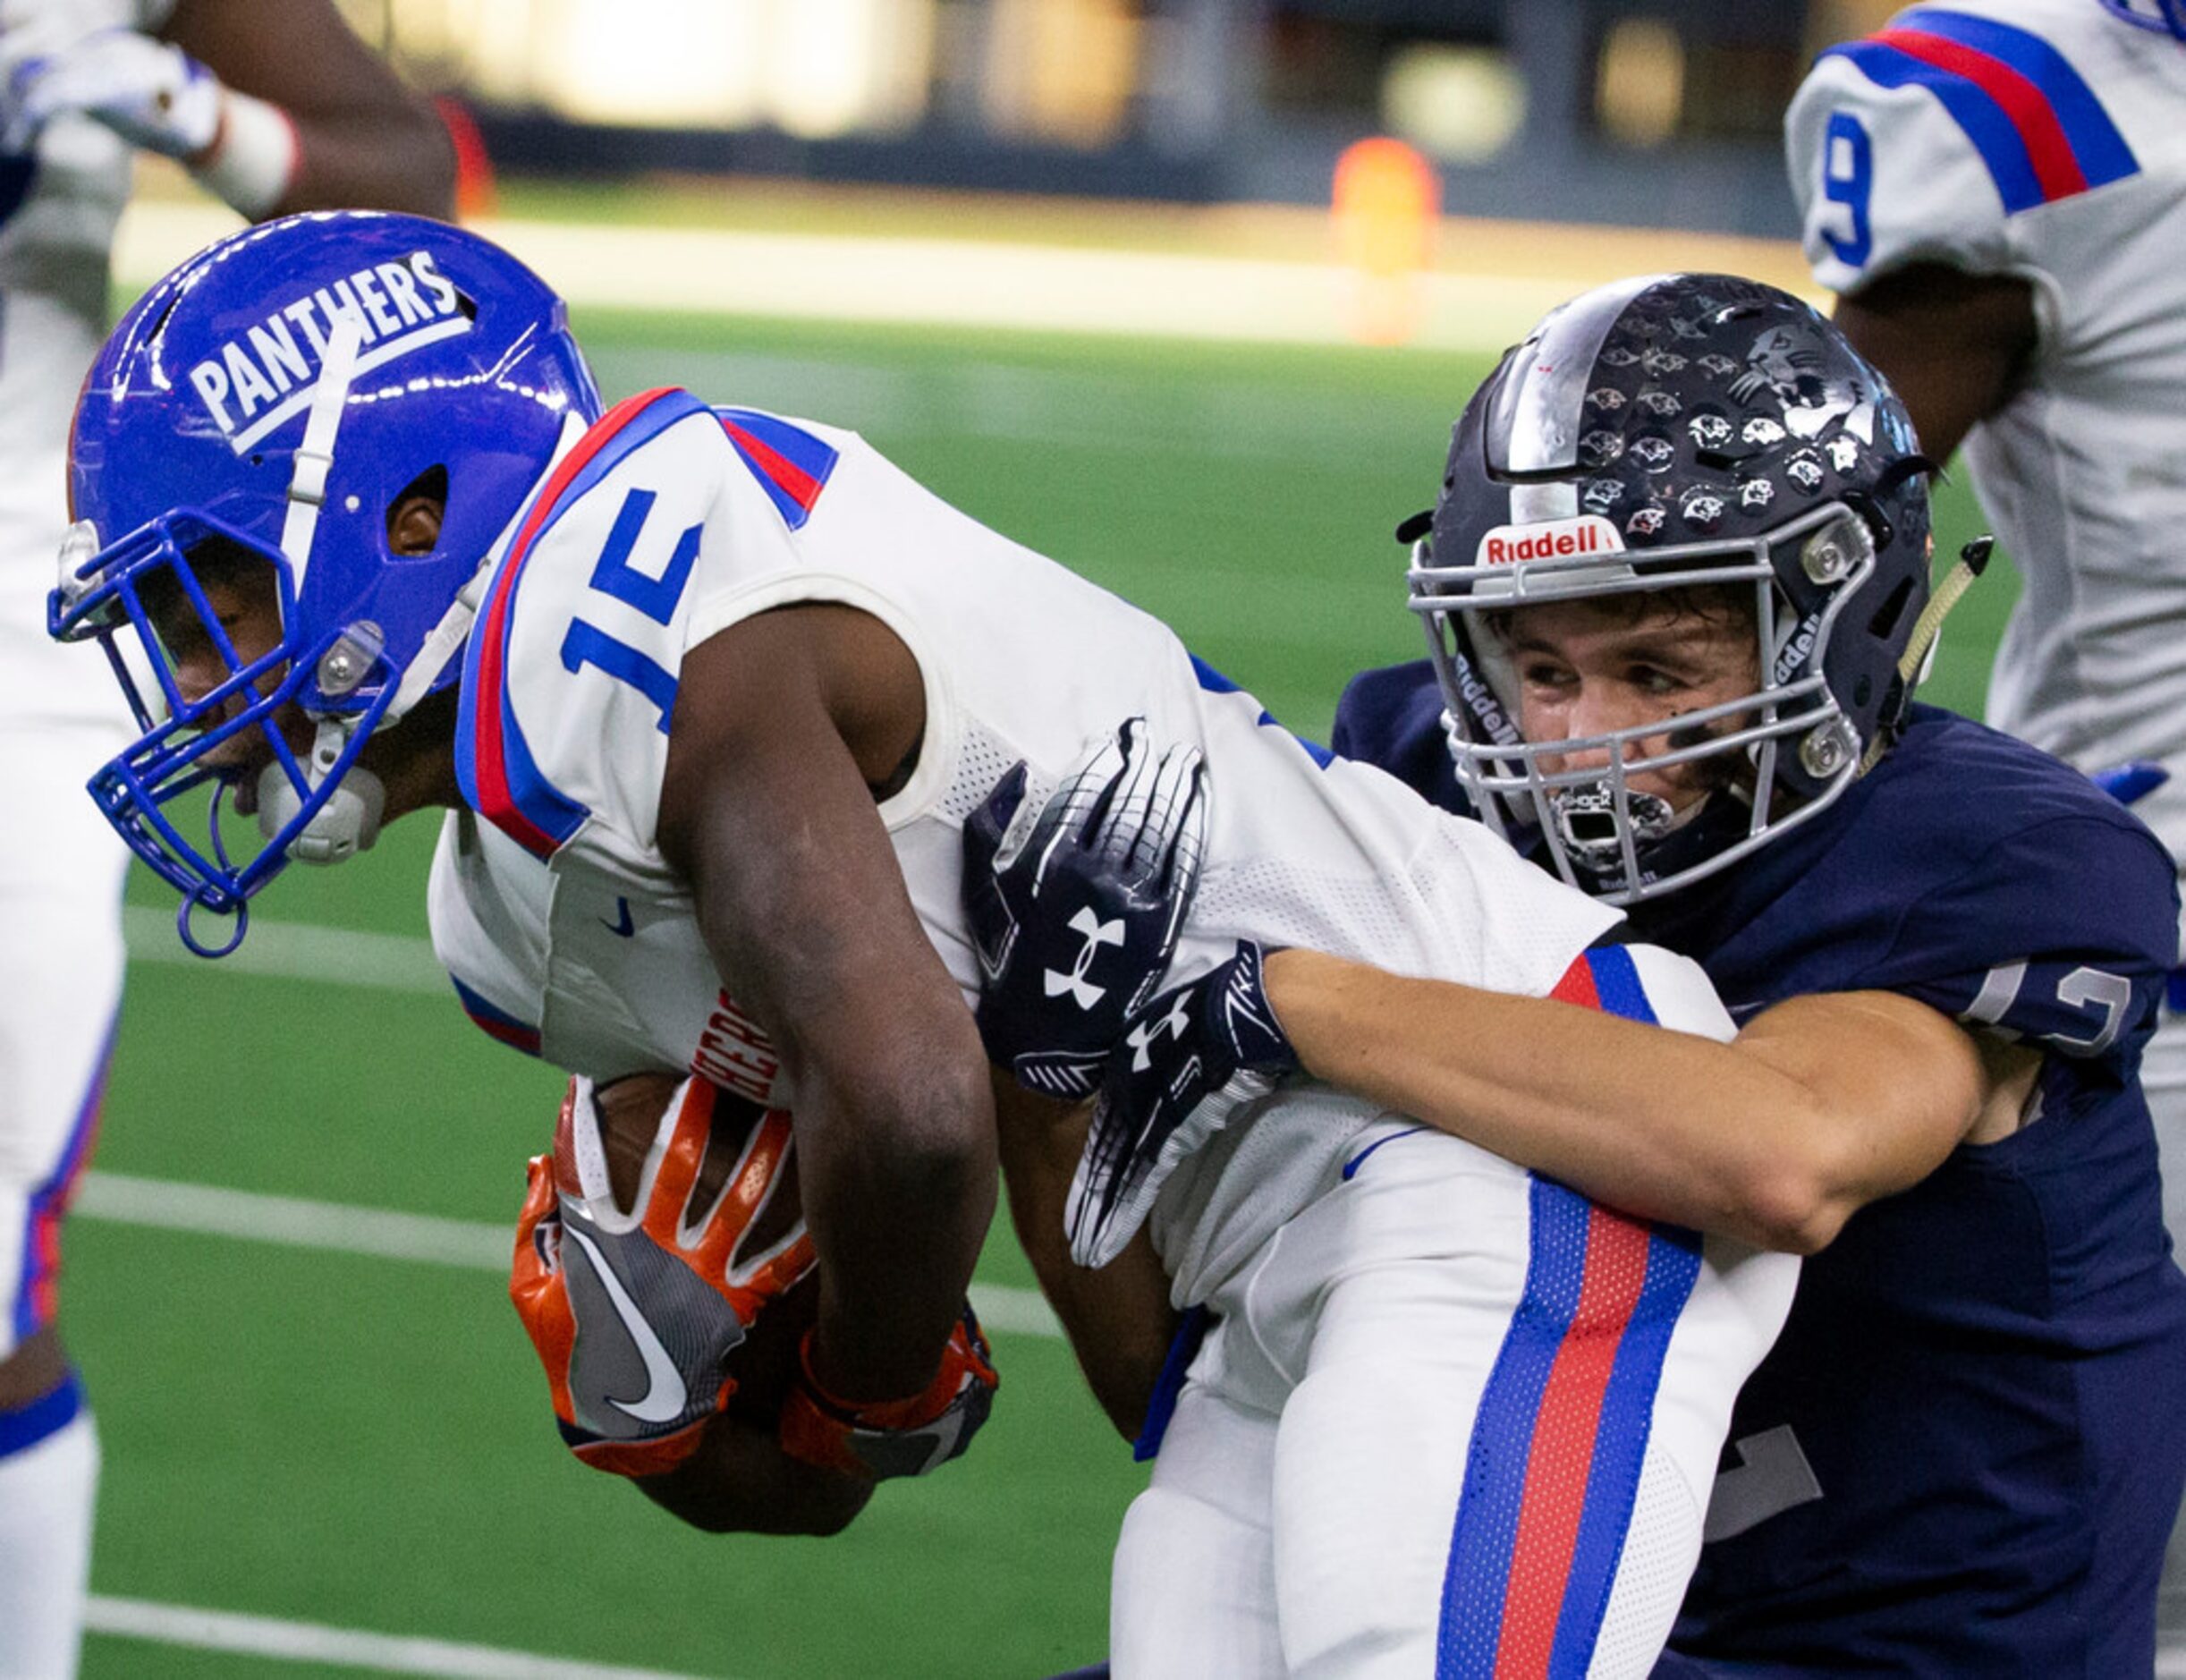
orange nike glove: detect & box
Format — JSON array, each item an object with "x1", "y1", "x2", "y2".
[
  {"x1": 777, "y1": 1303, "x2": 1000, "y2": 1481},
  {"x1": 510, "y1": 1073, "x2": 815, "y2": 1478}
]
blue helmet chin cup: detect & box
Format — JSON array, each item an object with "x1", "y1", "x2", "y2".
[
  {"x1": 2097, "y1": 0, "x2": 2186, "y2": 38},
  {"x1": 51, "y1": 210, "x2": 602, "y2": 955}
]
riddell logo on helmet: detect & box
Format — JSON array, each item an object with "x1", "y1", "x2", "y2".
[
  {"x1": 1475, "y1": 515, "x2": 1623, "y2": 567},
  {"x1": 184, "y1": 250, "x2": 472, "y2": 453}
]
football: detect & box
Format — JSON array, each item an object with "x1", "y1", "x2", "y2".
[{"x1": 589, "y1": 1070, "x2": 816, "y2": 1423}]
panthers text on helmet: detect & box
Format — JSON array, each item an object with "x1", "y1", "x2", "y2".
[{"x1": 184, "y1": 250, "x2": 467, "y2": 447}]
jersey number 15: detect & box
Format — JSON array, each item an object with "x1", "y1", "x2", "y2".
[{"x1": 559, "y1": 487, "x2": 699, "y2": 734}]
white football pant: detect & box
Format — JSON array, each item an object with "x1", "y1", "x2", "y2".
[
  {"x1": 0, "y1": 722, "x2": 126, "y2": 1361},
  {"x1": 1114, "y1": 965, "x2": 1799, "y2": 1678},
  {"x1": 0, "y1": 720, "x2": 125, "y2": 1680}
]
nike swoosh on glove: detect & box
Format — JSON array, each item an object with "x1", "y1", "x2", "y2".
[{"x1": 510, "y1": 1073, "x2": 815, "y2": 1478}]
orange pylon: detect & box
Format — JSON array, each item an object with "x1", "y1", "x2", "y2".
[
  {"x1": 1333, "y1": 137, "x2": 1438, "y2": 345},
  {"x1": 436, "y1": 96, "x2": 500, "y2": 223}
]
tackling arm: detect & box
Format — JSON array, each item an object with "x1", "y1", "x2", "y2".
[
  {"x1": 163, "y1": 0, "x2": 455, "y2": 218},
  {"x1": 658, "y1": 604, "x2": 997, "y2": 1407},
  {"x1": 1264, "y1": 950, "x2": 2033, "y2": 1254}
]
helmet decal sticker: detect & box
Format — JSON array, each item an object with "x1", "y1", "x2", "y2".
[
  {"x1": 1579, "y1": 428, "x2": 1626, "y2": 466},
  {"x1": 1687, "y1": 413, "x2": 1734, "y2": 451}
]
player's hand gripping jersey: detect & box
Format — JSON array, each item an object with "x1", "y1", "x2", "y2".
[
  {"x1": 429, "y1": 386, "x2": 1632, "y2": 1302},
  {"x1": 1787, "y1": 2, "x2": 2186, "y2": 844}
]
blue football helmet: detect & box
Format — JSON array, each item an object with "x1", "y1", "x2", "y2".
[
  {"x1": 1406, "y1": 273, "x2": 1937, "y2": 904},
  {"x1": 2097, "y1": 0, "x2": 2186, "y2": 38},
  {"x1": 50, "y1": 210, "x2": 601, "y2": 955}
]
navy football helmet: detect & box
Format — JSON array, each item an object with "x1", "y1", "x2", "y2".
[
  {"x1": 1406, "y1": 272, "x2": 1936, "y2": 904},
  {"x1": 2097, "y1": 0, "x2": 2186, "y2": 38},
  {"x1": 50, "y1": 210, "x2": 601, "y2": 954}
]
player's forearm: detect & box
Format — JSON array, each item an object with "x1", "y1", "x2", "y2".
[
  {"x1": 163, "y1": 0, "x2": 458, "y2": 222},
  {"x1": 993, "y1": 1078, "x2": 1175, "y2": 1441},
  {"x1": 278, "y1": 109, "x2": 456, "y2": 220},
  {"x1": 794, "y1": 1030, "x2": 998, "y2": 1403},
  {"x1": 1264, "y1": 949, "x2": 1868, "y2": 1252},
  {"x1": 638, "y1": 1415, "x2": 873, "y2": 1537}
]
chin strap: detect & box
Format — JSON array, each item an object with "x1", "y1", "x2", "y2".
[
  {"x1": 278, "y1": 311, "x2": 365, "y2": 584},
  {"x1": 383, "y1": 556, "x2": 495, "y2": 728},
  {"x1": 1860, "y1": 536, "x2": 1993, "y2": 774},
  {"x1": 256, "y1": 717, "x2": 386, "y2": 863}
]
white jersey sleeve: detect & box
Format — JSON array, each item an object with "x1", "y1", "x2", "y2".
[
  {"x1": 1787, "y1": 4, "x2": 2148, "y2": 306},
  {"x1": 457, "y1": 388, "x2": 843, "y2": 887},
  {"x1": 1786, "y1": 24, "x2": 2018, "y2": 297}
]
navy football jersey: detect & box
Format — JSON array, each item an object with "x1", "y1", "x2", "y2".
[{"x1": 1335, "y1": 668, "x2": 2186, "y2": 1676}]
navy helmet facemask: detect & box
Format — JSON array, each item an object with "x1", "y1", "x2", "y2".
[{"x1": 1406, "y1": 272, "x2": 1955, "y2": 904}]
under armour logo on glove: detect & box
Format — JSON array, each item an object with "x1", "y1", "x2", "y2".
[
  {"x1": 1068, "y1": 940, "x2": 1301, "y2": 1269},
  {"x1": 1046, "y1": 906, "x2": 1127, "y2": 1011},
  {"x1": 1126, "y1": 987, "x2": 1198, "y2": 1072},
  {"x1": 962, "y1": 717, "x2": 1208, "y2": 1099}
]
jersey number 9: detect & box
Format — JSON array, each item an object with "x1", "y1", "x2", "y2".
[{"x1": 1820, "y1": 111, "x2": 1875, "y2": 271}]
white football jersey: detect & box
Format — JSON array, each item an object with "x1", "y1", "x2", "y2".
[
  {"x1": 0, "y1": 0, "x2": 175, "y2": 725},
  {"x1": 1787, "y1": 2, "x2": 2186, "y2": 853},
  {"x1": 428, "y1": 388, "x2": 1619, "y2": 1290}
]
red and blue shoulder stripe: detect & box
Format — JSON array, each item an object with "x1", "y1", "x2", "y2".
[
  {"x1": 1438, "y1": 943, "x2": 1705, "y2": 1678},
  {"x1": 456, "y1": 386, "x2": 707, "y2": 859},
  {"x1": 1826, "y1": 8, "x2": 2138, "y2": 214},
  {"x1": 716, "y1": 407, "x2": 838, "y2": 530}
]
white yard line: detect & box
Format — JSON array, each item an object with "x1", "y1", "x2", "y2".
[
  {"x1": 76, "y1": 1172, "x2": 512, "y2": 1268},
  {"x1": 122, "y1": 905, "x2": 448, "y2": 992},
  {"x1": 86, "y1": 1595, "x2": 726, "y2": 1680},
  {"x1": 73, "y1": 1170, "x2": 1062, "y2": 1340}
]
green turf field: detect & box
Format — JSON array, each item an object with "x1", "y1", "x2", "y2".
[{"x1": 72, "y1": 310, "x2": 2017, "y2": 1678}]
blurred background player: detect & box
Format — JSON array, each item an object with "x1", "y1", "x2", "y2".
[
  {"x1": 1022, "y1": 273, "x2": 2186, "y2": 1675},
  {"x1": 0, "y1": 5, "x2": 449, "y2": 1673},
  {"x1": 1783, "y1": 2, "x2": 2186, "y2": 1653}
]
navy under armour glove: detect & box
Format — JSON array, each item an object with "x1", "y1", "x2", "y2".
[
  {"x1": 1066, "y1": 940, "x2": 1300, "y2": 1268},
  {"x1": 962, "y1": 717, "x2": 1209, "y2": 1099}
]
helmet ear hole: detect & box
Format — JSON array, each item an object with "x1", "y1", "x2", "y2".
[
  {"x1": 1867, "y1": 575, "x2": 1917, "y2": 641},
  {"x1": 386, "y1": 465, "x2": 448, "y2": 558}
]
